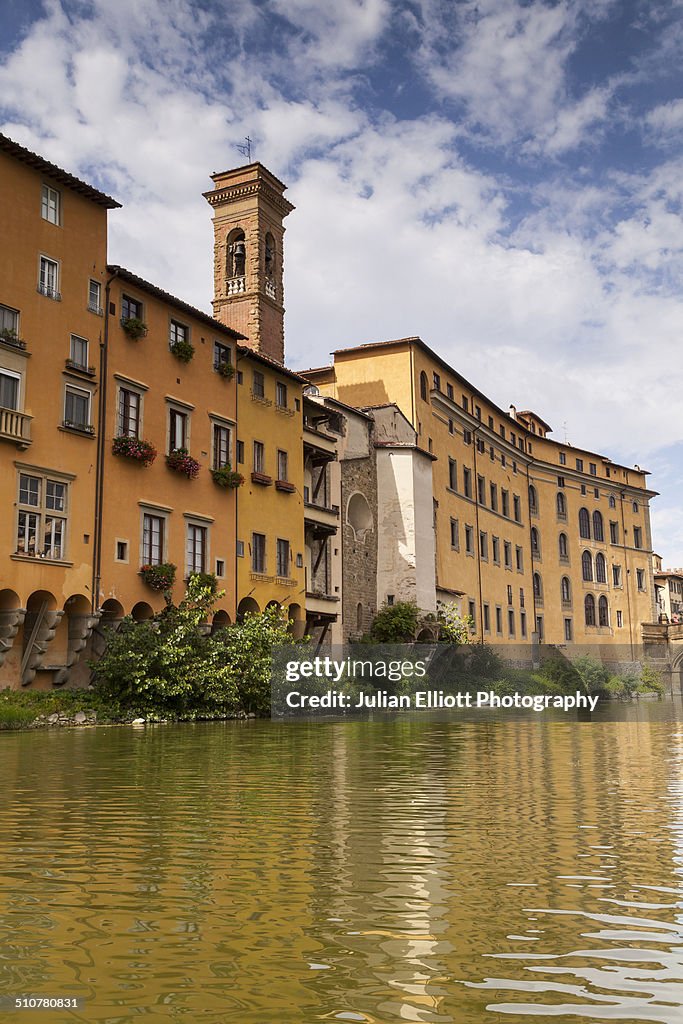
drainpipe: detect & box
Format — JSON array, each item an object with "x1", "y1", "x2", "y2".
[
  {"x1": 91, "y1": 269, "x2": 119, "y2": 615},
  {"x1": 619, "y1": 490, "x2": 635, "y2": 659},
  {"x1": 472, "y1": 426, "x2": 484, "y2": 643}
]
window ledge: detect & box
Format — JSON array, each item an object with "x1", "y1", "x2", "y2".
[
  {"x1": 65, "y1": 360, "x2": 97, "y2": 377},
  {"x1": 60, "y1": 423, "x2": 96, "y2": 438},
  {"x1": 275, "y1": 480, "x2": 296, "y2": 493},
  {"x1": 11, "y1": 554, "x2": 73, "y2": 566},
  {"x1": 251, "y1": 472, "x2": 273, "y2": 486}
]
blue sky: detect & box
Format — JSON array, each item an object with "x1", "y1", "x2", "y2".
[{"x1": 1, "y1": 0, "x2": 682, "y2": 562}]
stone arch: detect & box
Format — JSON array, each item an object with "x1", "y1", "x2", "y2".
[
  {"x1": 212, "y1": 610, "x2": 231, "y2": 633},
  {"x1": 227, "y1": 227, "x2": 246, "y2": 281},
  {"x1": 21, "y1": 591, "x2": 62, "y2": 686},
  {"x1": 53, "y1": 594, "x2": 101, "y2": 686},
  {"x1": 0, "y1": 589, "x2": 20, "y2": 612},
  {"x1": 347, "y1": 491, "x2": 373, "y2": 541},
  {"x1": 288, "y1": 602, "x2": 305, "y2": 640},
  {"x1": 101, "y1": 598, "x2": 124, "y2": 621},
  {"x1": 132, "y1": 601, "x2": 154, "y2": 622},
  {"x1": 0, "y1": 589, "x2": 25, "y2": 674},
  {"x1": 237, "y1": 596, "x2": 260, "y2": 620}
]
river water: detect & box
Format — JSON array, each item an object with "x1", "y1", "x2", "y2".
[{"x1": 1, "y1": 705, "x2": 683, "y2": 1022}]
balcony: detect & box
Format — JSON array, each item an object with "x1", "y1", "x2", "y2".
[
  {"x1": 303, "y1": 424, "x2": 337, "y2": 460},
  {"x1": 65, "y1": 358, "x2": 96, "y2": 377},
  {"x1": 304, "y1": 499, "x2": 339, "y2": 532},
  {"x1": 250, "y1": 390, "x2": 272, "y2": 407},
  {"x1": 0, "y1": 406, "x2": 32, "y2": 448},
  {"x1": 37, "y1": 283, "x2": 61, "y2": 301},
  {"x1": 305, "y1": 591, "x2": 340, "y2": 616}
]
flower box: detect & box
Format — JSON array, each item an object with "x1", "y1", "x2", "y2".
[
  {"x1": 170, "y1": 339, "x2": 195, "y2": 363},
  {"x1": 112, "y1": 435, "x2": 157, "y2": 466},
  {"x1": 275, "y1": 479, "x2": 296, "y2": 493},
  {"x1": 215, "y1": 360, "x2": 235, "y2": 380},
  {"x1": 211, "y1": 466, "x2": 244, "y2": 489},
  {"x1": 139, "y1": 562, "x2": 176, "y2": 591},
  {"x1": 121, "y1": 317, "x2": 148, "y2": 340},
  {"x1": 251, "y1": 471, "x2": 273, "y2": 486},
  {"x1": 166, "y1": 447, "x2": 200, "y2": 479}
]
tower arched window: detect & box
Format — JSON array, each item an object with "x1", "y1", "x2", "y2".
[
  {"x1": 531, "y1": 527, "x2": 540, "y2": 557},
  {"x1": 533, "y1": 572, "x2": 542, "y2": 601},
  {"x1": 582, "y1": 550, "x2": 593, "y2": 582},
  {"x1": 585, "y1": 594, "x2": 596, "y2": 626},
  {"x1": 579, "y1": 507, "x2": 590, "y2": 539},
  {"x1": 227, "y1": 228, "x2": 246, "y2": 279},
  {"x1": 420, "y1": 371, "x2": 428, "y2": 401},
  {"x1": 558, "y1": 532, "x2": 568, "y2": 559},
  {"x1": 596, "y1": 553, "x2": 607, "y2": 583},
  {"x1": 561, "y1": 576, "x2": 571, "y2": 603},
  {"x1": 598, "y1": 595, "x2": 609, "y2": 626},
  {"x1": 593, "y1": 510, "x2": 604, "y2": 542},
  {"x1": 529, "y1": 485, "x2": 538, "y2": 513},
  {"x1": 264, "y1": 232, "x2": 275, "y2": 279},
  {"x1": 557, "y1": 492, "x2": 566, "y2": 518}
]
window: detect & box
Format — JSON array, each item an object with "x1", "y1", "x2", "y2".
[
  {"x1": 252, "y1": 533, "x2": 266, "y2": 573},
  {"x1": 636, "y1": 568, "x2": 645, "y2": 591},
  {"x1": 515, "y1": 545, "x2": 523, "y2": 571},
  {"x1": 521, "y1": 612, "x2": 527, "y2": 638},
  {"x1": 598, "y1": 595, "x2": 609, "y2": 627},
  {"x1": 559, "y1": 451, "x2": 566, "y2": 465},
  {"x1": 490, "y1": 483, "x2": 498, "y2": 511},
  {"x1": 253, "y1": 441, "x2": 265, "y2": 473},
  {"x1": 499, "y1": 424, "x2": 505, "y2": 439},
  {"x1": 0, "y1": 303, "x2": 19, "y2": 340},
  {"x1": 433, "y1": 372, "x2": 441, "y2": 391},
  {"x1": 448, "y1": 419, "x2": 454, "y2": 434},
  {"x1": 142, "y1": 512, "x2": 165, "y2": 565},
  {"x1": 483, "y1": 604, "x2": 490, "y2": 632},
  {"x1": 41, "y1": 184, "x2": 60, "y2": 224},
  {"x1": 465, "y1": 525, "x2": 474, "y2": 555},
  {"x1": 450, "y1": 518, "x2": 459, "y2": 549},
  {"x1": 536, "y1": 615, "x2": 544, "y2": 640},
  {"x1": 504, "y1": 541, "x2": 512, "y2": 569},
  {"x1": 531, "y1": 527, "x2": 540, "y2": 557},
  {"x1": 596, "y1": 553, "x2": 607, "y2": 584},
  {"x1": 558, "y1": 475, "x2": 565, "y2": 488},
  {"x1": 277, "y1": 449, "x2": 288, "y2": 482},
  {"x1": 446, "y1": 382, "x2": 453, "y2": 399},
  {"x1": 632, "y1": 501, "x2": 639, "y2": 514},
  {"x1": 420, "y1": 372, "x2": 428, "y2": 400},
  {"x1": 612, "y1": 565, "x2": 622, "y2": 587},
  {"x1": 186, "y1": 523, "x2": 207, "y2": 575},
  {"x1": 276, "y1": 381, "x2": 288, "y2": 408},
  {"x1": 492, "y1": 536, "x2": 500, "y2": 563},
  {"x1": 16, "y1": 472, "x2": 68, "y2": 559},
  {"x1": 559, "y1": 532, "x2": 569, "y2": 560},
  {"x1": 533, "y1": 572, "x2": 542, "y2": 601},
  {"x1": 236, "y1": 540, "x2": 245, "y2": 558},
  {"x1": 216, "y1": 559, "x2": 225, "y2": 578},
  {"x1": 585, "y1": 593, "x2": 596, "y2": 626},
  {"x1": 581, "y1": 484, "x2": 587, "y2": 495},
  {"x1": 502, "y1": 490, "x2": 509, "y2": 517},
  {"x1": 0, "y1": 369, "x2": 19, "y2": 410},
  {"x1": 276, "y1": 539, "x2": 290, "y2": 578},
  {"x1": 214, "y1": 341, "x2": 232, "y2": 371},
  {"x1": 448, "y1": 458, "x2": 457, "y2": 490},
  {"x1": 529, "y1": 485, "x2": 538, "y2": 513},
  {"x1": 590, "y1": 462, "x2": 597, "y2": 476},
  {"x1": 489, "y1": 445, "x2": 495, "y2": 461},
  {"x1": 118, "y1": 388, "x2": 141, "y2": 438},
  {"x1": 507, "y1": 585, "x2": 513, "y2": 605},
  {"x1": 634, "y1": 526, "x2": 643, "y2": 549},
  {"x1": 116, "y1": 540, "x2": 128, "y2": 562},
  {"x1": 617, "y1": 610, "x2": 623, "y2": 628},
  {"x1": 38, "y1": 256, "x2": 59, "y2": 299},
  {"x1": 252, "y1": 370, "x2": 265, "y2": 398},
  {"x1": 593, "y1": 510, "x2": 604, "y2": 541},
  {"x1": 582, "y1": 550, "x2": 593, "y2": 581},
  {"x1": 594, "y1": 487, "x2": 600, "y2": 499},
  {"x1": 564, "y1": 618, "x2": 573, "y2": 641},
  {"x1": 468, "y1": 600, "x2": 476, "y2": 626},
  {"x1": 121, "y1": 294, "x2": 143, "y2": 321},
  {"x1": 69, "y1": 335, "x2": 89, "y2": 369},
  {"x1": 576, "y1": 458, "x2": 584, "y2": 472},
  {"x1": 213, "y1": 423, "x2": 231, "y2": 470},
  {"x1": 64, "y1": 384, "x2": 91, "y2": 430},
  {"x1": 463, "y1": 467, "x2": 472, "y2": 498},
  {"x1": 561, "y1": 576, "x2": 571, "y2": 603},
  {"x1": 610, "y1": 521, "x2": 619, "y2": 544},
  {"x1": 557, "y1": 492, "x2": 566, "y2": 519},
  {"x1": 479, "y1": 531, "x2": 488, "y2": 560},
  {"x1": 169, "y1": 320, "x2": 189, "y2": 349},
  {"x1": 477, "y1": 475, "x2": 486, "y2": 505},
  {"x1": 236, "y1": 440, "x2": 244, "y2": 464},
  {"x1": 462, "y1": 395, "x2": 469, "y2": 412},
  {"x1": 463, "y1": 429, "x2": 472, "y2": 445},
  {"x1": 609, "y1": 494, "x2": 616, "y2": 509},
  {"x1": 169, "y1": 408, "x2": 188, "y2": 452},
  {"x1": 88, "y1": 279, "x2": 102, "y2": 314},
  {"x1": 488, "y1": 415, "x2": 494, "y2": 429},
  {"x1": 477, "y1": 438, "x2": 485, "y2": 454},
  {"x1": 508, "y1": 610, "x2": 515, "y2": 637},
  {"x1": 579, "y1": 507, "x2": 590, "y2": 539}
]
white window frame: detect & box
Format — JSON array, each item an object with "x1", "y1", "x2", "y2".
[
  {"x1": 15, "y1": 469, "x2": 70, "y2": 561},
  {"x1": 139, "y1": 507, "x2": 169, "y2": 567},
  {"x1": 38, "y1": 255, "x2": 60, "y2": 300},
  {"x1": 41, "y1": 184, "x2": 61, "y2": 225},
  {"x1": 185, "y1": 521, "x2": 209, "y2": 576},
  {"x1": 211, "y1": 419, "x2": 232, "y2": 470},
  {"x1": 0, "y1": 303, "x2": 19, "y2": 336},
  {"x1": 0, "y1": 367, "x2": 21, "y2": 411},
  {"x1": 69, "y1": 334, "x2": 89, "y2": 369},
  {"x1": 117, "y1": 385, "x2": 143, "y2": 439},
  {"x1": 63, "y1": 383, "x2": 92, "y2": 431},
  {"x1": 88, "y1": 279, "x2": 103, "y2": 315}
]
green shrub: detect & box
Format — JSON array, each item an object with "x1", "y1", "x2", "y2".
[{"x1": 370, "y1": 601, "x2": 419, "y2": 642}]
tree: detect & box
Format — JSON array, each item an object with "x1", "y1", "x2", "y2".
[
  {"x1": 437, "y1": 602, "x2": 474, "y2": 644},
  {"x1": 370, "y1": 601, "x2": 419, "y2": 642}
]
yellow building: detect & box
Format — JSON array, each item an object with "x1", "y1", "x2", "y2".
[{"x1": 304, "y1": 336, "x2": 658, "y2": 651}]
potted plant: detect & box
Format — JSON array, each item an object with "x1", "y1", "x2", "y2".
[
  {"x1": 211, "y1": 465, "x2": 244, "y2": 488},
  {"x1": 215, "y1": 360, "x2": 235, "y2": 380},
  {"x1": 121, "y1": 317, "x2": 148, "y2": 340},
  {"x1": 166, "y1": 447, "x2": 200, "y2": 479},
  {"x1": 170, "y1": 339, "x2": 195, "y2": 363},
  {"x1": 112, "y1": 435, "x2": 157, "y2": 466},
  {"x1": 0, "y1": 327, "x2": 26, "y2": 349},
  {"x1": 139, "y1": 562, "x2": 176, "y2": 591}
]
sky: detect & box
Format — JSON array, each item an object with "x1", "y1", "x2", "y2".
[{"x1": 1, "y1": 0, "x2": 682, "y2": 563}]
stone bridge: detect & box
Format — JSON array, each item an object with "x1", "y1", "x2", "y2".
[{"x1": 642, "y1": 623, "x2": 683, "y2": 694}]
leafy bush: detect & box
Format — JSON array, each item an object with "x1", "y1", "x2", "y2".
[
  {"x1": 571, "y1": 655, "x2": 610, "y2": 695},
  {"x1": 170, "y1": 339, "x2": 195, "y2": 363},
  {"x1": 211, "y1": 466, "x2": 244, "y2": 488},
  {"x1": 370, "y1": 601, "x2": 419, "y2": 642},
  {"x1": 121, "y1": 317, "x2": 147, "y2": 340},
  {"x1": 215, "y1": 360, "x2": 235, "y2": 379},
  {"x1": 437, "y1": 601, "x2": 474, "y2": 644}
]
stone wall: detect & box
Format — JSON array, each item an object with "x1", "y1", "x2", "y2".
[{"x1": 340, "y1": 422, "x2": 378, "y2": 641}]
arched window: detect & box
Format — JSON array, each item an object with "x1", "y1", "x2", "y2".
[
  {"x1": 533, "y1": 572, "x2": 542, "y2": 601},
  {"x1": 632, "y1": 501, "x2": 639, "y2": 514},
  {"x1": 529, "y1": 485, "x2": 538, "y2": 513},
  {"x1": 356, "y1": 602, "x2": 363, "y2": 632},
  {"x1": 598, "y1": 595, "x2": 609, "y2": 626},
  {"x1": 593, "y1": 510, "x2": 604, "y2": 542},
  {"x1": 557, "y1": 492, "x2": 566, "y2": 517},
  {"x1": 227, "y1": 228, "x2": 246, "y2": 279},
  {"x1": 531, "y1": 527, "x2": 540, "y2": 557},
  {"x1": 579, "y1": 507, "x2": 590, "y2": 539},
  {"x1": 561, "y1": 576, "x2": 571, "y2": 603},
  {"x1": 609, "y1": 495, "x2": 616, "y2": 509},
  {"x1": 264, "y1": 231, "x2": 275, "y2": 279},
  {"x1": 585, "y1": 594, "x2": 596, "y2": 626},
  {"x1": 582, "y1": 550, "x2": 593, "y2": 582},
  {"x1": 420, "y1": 371, "x2": 428, "y2": 401},
  {"x1": 596, "y1": 553, "x2": 607, "y2": 583},
  {"x1": 559, "y1": 532, "x2": 568, "y2": 559}
]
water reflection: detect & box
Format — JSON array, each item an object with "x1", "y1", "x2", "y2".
[{"x1": 0, "y1": 711, "x2": 681, "y2": 1021}]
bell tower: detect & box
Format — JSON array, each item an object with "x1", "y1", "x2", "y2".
[{"x1": 203, "y1": 162, "x2": 294, "y2": 364}]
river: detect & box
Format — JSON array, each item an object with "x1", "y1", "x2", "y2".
[{"x1": 1, "y1": 704, "x2": 683, "y2": 1022}]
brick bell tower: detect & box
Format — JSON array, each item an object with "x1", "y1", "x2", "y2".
[{"x1": 203, "y1": 162, "x2": 294, "y2": 364}]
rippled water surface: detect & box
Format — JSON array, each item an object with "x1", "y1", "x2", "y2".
[{"x1": 2, "y1": 707, "x2": 683, "y2": 1022}]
